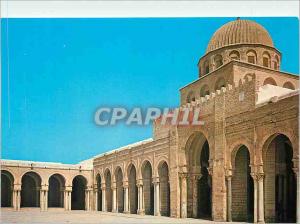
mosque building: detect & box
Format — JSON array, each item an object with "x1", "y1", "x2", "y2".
[{"x1": 1, "y1": 19, "x2": 299, "y2": 223}]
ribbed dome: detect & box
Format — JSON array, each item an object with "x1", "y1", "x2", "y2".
[{"x1": 206, "y1": 19, "x2": 274, "y2": 53}]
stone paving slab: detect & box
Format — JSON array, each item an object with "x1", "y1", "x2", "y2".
[{"x1": 0, "y1": 209, "x2": 221, "y2": 224}]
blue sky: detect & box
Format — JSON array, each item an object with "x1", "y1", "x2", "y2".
[{"x1": 1, "y1": 17, "x2": 299, "y2": 164}]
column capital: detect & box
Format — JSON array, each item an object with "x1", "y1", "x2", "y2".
[
  {"x1": 86, "y1": 187, "x2": 93, "y2": 192},
  {"x1": 225, "y1": 175, "x2": 232, "y2": 181},
  {"x1": 111, "y1": 182, "x2": 117, "y2": 189},
  {"x1": 179, "y1": 172, "x2": 188, "y2": 179},
  {"x1": 152, "y1": 176, "x2": 159, "y2": 184},
  {"x1": 41, "y1": 184, "x2": 49, "y2": 190},
  {"x1": 257, "y1": 172, "x2": 264, "y2": 181},
  {"x1": 250, "y1": 172, "x2": 258, "y2": 181},
  {"x1": 225, "y1": 169, "x2": 232, "y2": 177},
  {"x1": 13, "y1": 184, "x2": 21, "y2": 191},
  {"x1": 136, "y1": 179, "x2": 143, "y2": 186},
  {"x1": 123, "y1": 180, "x2": 129, "y2": 188},
  {"x1": 65, "y1": 186, "x2": 72, "y2": 192},
  {"x1": 191, "y1": 173, "x2": 202, "y2": 181}
]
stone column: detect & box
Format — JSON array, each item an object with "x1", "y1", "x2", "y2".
[
  {"x1": 40, "y1": 189, "x2": 45, "y2": 211},
  {"x1": 17, "y1": 189, "x2": 21, "y2": 211},
  {"x1": 44, "y1": 190, "x2": 48, "y2": 211},
  {"x1": 13, "y1": 184, "x2": 21, "y2": 211},
  {"x1": 112, "y1": 182, "x2": 117, "y2": 213},
  {"x1": 13, "y1": 190, "x2": 21, "y2": 211},
  {"x1": 94, "y1": 189, "x2": 98, "y2": 211},
  {"x1": 64, "y1": 191, "x2": 67, "y2": 210},
  {"x1": 192, "y1": 174, "x2": 201, "y2": 218},
  {"x1": 251, "y1": 173, "x2": 258, "y2": 223},
  {"x1": 39, "y1": 185, "x2": 48, "y2": 211},
  {"x1": 12, "y1": 190, "x2": 16, "y2": 209},
  {"x1": 137, "y1": 180, "x2": 144, "y2": 215},
  {"x1": 101, "y1": 184, "x2": 107, "y2": 212},
  {"x1": 180, "y1": 173, "x2": 188, "y2": 218},
  {"x1": 64, "y1": 190, "x2": 68, "y2": 210},
  {"x1": 257, "y1": 173, "x2": 265, "y2": 223},
  {"x1": 153, "y1": 178, "x2": 160, "y2": 216},
  {"x1": 69, "y1": 191, "x2": 72, "y2": 210},
  {"x1": 123, "y1": 181, "x2": 129, "y2": 214},
  {"x1": 226, "y1": 173, "x2": 232, "y2": 222},
  {"x1": 85, "y1": 188, "x2": 91, "y2": 211},
  {"x1": 64, "y1": 186, "x2": 72, "y2": 211}
]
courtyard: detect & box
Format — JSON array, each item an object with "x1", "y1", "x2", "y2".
[{"x1": 0, "y1": 209, "x2": 221, "y2": 224}]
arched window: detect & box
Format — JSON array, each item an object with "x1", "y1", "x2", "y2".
[
  {"x1": 200, "y1": 85, "x2": 210, "y2": 97},
  {"x1": 214, "y1": 55, "x2": 223, "y2": 68},
  {"x1": 204, "y1": 61, "x2": 209, "y2": 74},
  {"x1": 246, "y1": 50, "x2": 257, "y2": 64},
  {"x1": 263, "y1": 52, "x2": 271, "y2": 68},
  {"x1": 186, "y1": 91, "x2": 196, "y2": 103},
  {"x1": 215, "y1": 77, "x2": 226, "y2": 90},
  {"x1": 274, "y1": 55, "x2": 280, "y2": 70},
  {"x1": 263, "y1": 77, "x2": 277, "y2": 86},
  {"x1": 229, "y1": 50, "x2": 240, "y2": 60},
  {"x1": 283, "y1": 81, "x2": 295, "y2": 90}
]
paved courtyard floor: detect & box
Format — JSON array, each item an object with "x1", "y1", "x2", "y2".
[{"x1": 0, "y1": 209, "x2": 224, "y2": 224}]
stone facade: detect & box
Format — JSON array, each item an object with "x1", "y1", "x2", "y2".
[{"x1": 1, "y1": 19, "x2": 299, "y2": 223}]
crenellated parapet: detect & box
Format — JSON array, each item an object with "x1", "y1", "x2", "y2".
[{"x1": 178, "y1": 73, "x2": 257, "y2": 118}]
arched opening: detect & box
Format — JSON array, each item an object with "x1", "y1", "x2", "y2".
[
  {"x1": 214, "y1": 54, "x2": 223, "y2": 68},
  {"x1": 21, "y1": 172, "x2": 41, "y2": 207},
  {"x1": 200, "y1": 85, "x2": 210, "y2": 97},
  {"x1": 247, "y1": 50, "x2": 257, "y2": 64},
  {"x1": 71, "y1": 175, "x2": 87, "y2": 210},
  {"x1": 274, "y1": 55, "x2": 280, "y2": 70},
  {"x1": 215, "y1": 77, "x2": 226, "y2": 91},
  {"x1": 115, "y1": 167, "x2": 124, "y2": 213},
  {"x1": 198, "y1": 141, "x2": 212, "y2": 219},
  {"x1": 187, "y1": 91, "x2": 196, "y2": 103},
  {"x1": 229, "y1": 50, "x2": 240, "y2": 60},
  {"x1": 128, "y1": 164, "x2": 138, "y2": 214},
  {"x1": 263, "y1": 52, "x2": 271, "y2": 68},
  {"x1": 158, "y1": 161, "x2": 170, "y2": 217},
  {"x1": 231, "y1": 146, "x2": 254, "y2": 222},
  {"x1": 96, "y1": 174, "x2": 102, "y2": 211},
  {"x1": 263, "y1": 134, "x2": 296, "y2": 223},
  {"x1": 1, "y1": 170, "x2": 14, "y2": 207},
  {"x1": 142, "y1": 161, "x2": 154, "y2": 215},
  {"x1": 48, "y1": 174, "x2": 65, "y2": 208},
  {"x1": 263, "y1": 77, "x2": 277, "y2": 86},
  {"x1": 105, "y1": 170, "x2": 112, "y2": 212},
  {"x1": 204, "y1": 61, "x2": 209, "y2": 75},
  {"x1": 185, "y1": 132, "x2": 211, "y2": 219},
  {"x1": 283, "y1": 82, "x2": 295, "y2": 90}
]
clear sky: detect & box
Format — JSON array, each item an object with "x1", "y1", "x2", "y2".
[{"x1": 1, "y1": 17, "x2": 299, "y2": 164}]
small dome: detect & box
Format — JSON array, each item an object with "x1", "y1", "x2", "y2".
[{"x1": 206, "y1": 19, "x2": 274, "y2": 53}]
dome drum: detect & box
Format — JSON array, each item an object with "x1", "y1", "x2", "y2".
[{"x1": 198, "y1": 44, "x2": 281, "y2": 76}]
